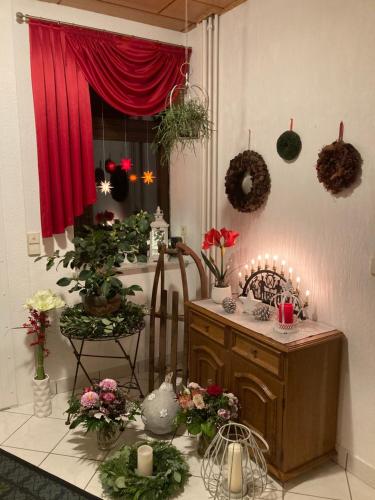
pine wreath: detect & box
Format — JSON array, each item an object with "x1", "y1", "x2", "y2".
[{"x1": 225, "y1": 150, "x2": 271, "y2": 212}]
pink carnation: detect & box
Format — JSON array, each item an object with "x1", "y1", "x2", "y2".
[
  {"x1": 101, "y1": 392, "x2": 116, "y2": 403},
  {"x1": 80, "y1": 391, "x2": 99, "y2": 408},
  {"x1": 99, "y1": 378, "x2": 117, "y2": 391},
  {"x1": 217, "y1": 408, "x2": 231, "y2": 420}
]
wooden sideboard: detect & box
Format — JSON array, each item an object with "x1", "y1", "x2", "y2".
[{"x1": 187, "y1": 299, "x2": 343, "y2": 482}]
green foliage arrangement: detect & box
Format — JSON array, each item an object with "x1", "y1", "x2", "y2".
[
  {"x1": 112, "y1": 211, "x2": 153, "y2": 263},
  {"x1": 154, "y1": 98, "x2": 213, "y2": 163},
  {"x1": 60, "y1": 302, "x2": 146, "y2": 339},
  {"x1": 99, "y1": 441, "x2": 190, "y2": 500}
]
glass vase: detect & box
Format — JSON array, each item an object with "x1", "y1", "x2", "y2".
[
  {"x1": 96, "y1": 424, "x2": 121, "y2": 450},
  {"x1": 197, "y1": 433, "x2": 215, "y2": 457}
]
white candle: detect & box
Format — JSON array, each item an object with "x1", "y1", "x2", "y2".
[
  {"x1": 251, "y1": 259, "x2": 255, "y2": 273},
  {"x1": 238, "y1": 271, "x2": 242, "y2": 280},
  {"x1": 296, "y1": 276, "x2": 301, "y2": 291},
  {"x1": 305, "y1": 290, "x2": 310, "y2": 304},
  {"x1": 264, "y1": 253, "x2": 269, "y2": 269},
  {"x1": 281, "y1": 260, "x2": 286, "y2": 275},
  {"x1": 257, "y1": 255, "x2": 262, "y2": 270},
  {"x1": 288, "y1": 267, "x2": 293, "y2": 280},
  {"x1": 244, "y1": 264, "x2": 249, "y2": 276},
  {"x1": 227, "y1": 443, "x2": 243, "y2": 494},
  {"x1": 137, "y1": 444, "x2": 153, "y2": 477},
  {"x1": 273, "y1": 255, "x2": 278, "y2": 270}
]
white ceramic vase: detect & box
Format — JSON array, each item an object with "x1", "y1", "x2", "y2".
[
  {"x1": 211, "y1": 285, "x2": 232, "y2": 304},
  {"x1": 32, "y1": 374, "x2": 52, "y2": 418}
]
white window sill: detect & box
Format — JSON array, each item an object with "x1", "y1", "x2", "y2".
[{"x1": 119, "y1": 257, "x2": 189, "y2": 275}]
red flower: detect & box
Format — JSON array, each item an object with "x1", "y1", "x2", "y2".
[
  {"x1": 206, "y1": 384, "x2": 223, "y2": 397},
  {"x1": 202, "y1": 228, "x2": 221, "y2": 250},
  {"x1": 220, "y1": 228, "x2": 240, "y2": 247}
]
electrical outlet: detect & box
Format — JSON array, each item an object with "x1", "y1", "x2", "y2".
[{"x1": 27, "y1": 232, "x2": 41, "y2": 256}]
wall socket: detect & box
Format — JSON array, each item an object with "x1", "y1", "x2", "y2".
[{"x1": 27, "y1": 232, "x2": 41, "y2": 256}]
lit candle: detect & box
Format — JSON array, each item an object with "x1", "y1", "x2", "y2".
[
  {"x1": 273, "y1": 255, "x2": 278, "y2": 271},
  {"x1": 305, "y1": 290, "x2": 310, "y2": 305},
  {"x1": 227, "y1": 443, "x2": 243, "y2": 494},
  {"x1": 257, "y1": 255, "x2": 262, "y2": 270},
  {"x1": 244, "y1": 264, "x2": 249, "y2": 277},
  {"x1": 288, "y1": 267, "x2": 293, "y2": 280},
  {"x1": 238, "y1": 271, "x2": 242, "y2": 280},
  {"x1": 281, "y1": 260, "x2": 286, "y2": 275},
  {"x1": 251, "y1": 259, "x2": 255, "y2": 273},
  {"x1": 264, "y1": 253, "x2": 269, "y2": 269},
  {"x1": 278, "y1": 303, "x2": 294, "y2": 324},
  {"x1": 296, "y1": 276, "x2": 301, "y2": 291},
  {"x1": 137, "y1": 444, "x2": 153, "y2": 477}
]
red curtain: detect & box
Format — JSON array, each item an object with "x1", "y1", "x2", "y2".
[{"x1": 29, "y1": 20, "x2": 189, "y2": 237}]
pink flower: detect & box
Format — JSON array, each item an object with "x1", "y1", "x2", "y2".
[
  {"x1": 178, "y1": 394, "x2": 195, "y2": 410},
  {"x1": 99, "y1": 378, "x2": 117, "y2": 391},
  {"x1": 192, "y1": 393, "x2": 205, "y2": 410},
  {"x1": 101, "y1": 392, "x2": 116, "y2": 403},
  {"x1": 217, "y1": 408, "x2": 231, "y2": 420},
  {"x1": 80, "y1": 391, "x2": 99, "y2": 408}
]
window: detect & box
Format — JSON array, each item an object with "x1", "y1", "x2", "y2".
[{"x1": 75, "y1": 90, "x2": 169, "y2": 230}]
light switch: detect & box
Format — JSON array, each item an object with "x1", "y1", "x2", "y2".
[
  {"x1": 27, "y1": 232, "x2": 41, "y2": 256},
  {"x1": 371, "y1": 257, "x2": 375, "y2": 276}
]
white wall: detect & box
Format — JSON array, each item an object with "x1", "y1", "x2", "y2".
[
  {"x1": 0, "y1": 0, "x2": 203, "y2": 406},
  {"x1": 218, "y1": 0, "x2": 375, "y2": 481}
]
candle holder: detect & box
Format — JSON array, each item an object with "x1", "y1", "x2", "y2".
[
  {"x1": 272, "y1": 279, "x2": 304, "y2": 333},
  {"x1": 201, "y1": 422, "x2": 269, "y2": 499}
]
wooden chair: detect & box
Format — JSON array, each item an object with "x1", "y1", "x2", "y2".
[{"x1": 148, "y1": 242, "x2": 208, "y2": 392}]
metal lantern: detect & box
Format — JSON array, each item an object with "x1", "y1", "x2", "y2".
[
  {"x1": 272, "y1": 279, "x2": 303, "y2": 333},
  {"x1": 149, "y1": 206, "x2": 169, "y2": 262},
  {"x1": 201, "y1": 422, "x2": 269, "y2": 499}
]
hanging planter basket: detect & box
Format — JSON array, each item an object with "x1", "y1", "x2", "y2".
[{"x1": 154, "y1": 64, "x2": 212, "y2": 162}]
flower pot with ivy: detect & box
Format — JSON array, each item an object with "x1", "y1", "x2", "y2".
[
  {"x1": 201, "y1": 227, "x2": 240, "y2": 303},
  {"x1": 23, "y1": 290, "x2": 65, "y2": 417},
  {"x1": 174, "y1": 382, "x2": 239, "y2": 457},
  {"x1": 66, "y1": 378, "x2": 140, "y2": 450}
]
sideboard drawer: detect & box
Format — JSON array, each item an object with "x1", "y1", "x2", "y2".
[
  {"x1": 232, "y1": 330, "x2": 283, "y2": 378},
  {"x1": 190, "y1": 311, "x2": 225, "y2": 346}
]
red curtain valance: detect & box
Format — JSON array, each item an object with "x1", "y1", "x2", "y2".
[{"x1": 28, "y1": 20, "x2": 189, "y2": 237}]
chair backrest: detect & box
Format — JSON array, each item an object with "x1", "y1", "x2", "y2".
[{"x1": 148, "y1": 243, "x2": 208, "y2": 392}]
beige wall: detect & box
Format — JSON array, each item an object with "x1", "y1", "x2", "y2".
[
  {"x1": 218, "y1": 0, "x2": 375, "y2": 482},
  {"x1": 0, "y1": 0, "x2": 202, "y2": 405}
]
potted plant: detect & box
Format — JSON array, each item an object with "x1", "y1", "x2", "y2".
[
  {"x1": 37, "y1": 212, "x2": 151, "y2": 316},
  {"x1": 23, "y1": 290, "x2": 65, "y2": 417},
  {"x1": 154, "y1": 98, "x2": 213, "y2": 163},
  {"x1": 66, "y1": 378, "x2": 140, "y2": 450},
  {"x1": 174, "y1": 382, "x2": 239, "y2": 457},
  {"x1": 201, "y1": 227, "x2": 240, "y2": 303}
]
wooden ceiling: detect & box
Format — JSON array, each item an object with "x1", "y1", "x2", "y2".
[{"x1": 38, "y1": 0, "x2": 247, "y2": 31}]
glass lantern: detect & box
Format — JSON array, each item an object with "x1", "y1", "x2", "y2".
[{"x1": 149, "y1": 206, "x2": 169, "y2": 262}]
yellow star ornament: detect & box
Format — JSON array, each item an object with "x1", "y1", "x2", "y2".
[{"x1": 141, "y1": 170, "x2": 156, "y2": 185}]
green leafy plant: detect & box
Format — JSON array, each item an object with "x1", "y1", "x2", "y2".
[
  {"x1": 99, "y1": 441, "x2": 190, "y2": 500},
  {"x1": 154, "y1": 98, "x2": 213, "y2": 163},
  {"x1": 112, "y1": 210, "x2": 153, "y2": 263},
  {"x1": 60, "y1": 302, "x2": 146, "y2": 339}
]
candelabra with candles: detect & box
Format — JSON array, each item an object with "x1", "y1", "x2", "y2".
[{"x1": 238, "y1": 255, "x2": 310, "y2": 320}]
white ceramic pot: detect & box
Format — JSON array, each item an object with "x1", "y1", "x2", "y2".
[
  {"x1": 211, "y1": 286, "x2": 232, "y2": 304},
  {"x1": 32, "y1": 374, "x2": 52, "y2": 418}
]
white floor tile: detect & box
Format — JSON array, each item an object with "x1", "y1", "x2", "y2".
[
  {"x1": 85, "y1": 471, "x2": 107, "y2": 499},
  {"x1": 0, "y1": 412, "x2": 31, "y2": 443},
  {"x1": 40, "y1": 453, "x2": 99, "y2": 489},
  {"x1": 256, "y1": 489, "x2": 283, "y2": 499},
  {"x1": 2, "y1": 415, "x2": 68, "y2": 452},
  {"x1": 347, "y1": 471, "x2": 375, "y2": 500},
  {"x1": 174, "y1": 475, "x2": 210, "y2": 499},
  {"x1": 1, "y1": 446, "x2": 47, "y2": 466},
  {"x1": 284, "y1": 494, "x2": 330, "y2": 499},
  {"x1": 5, "y1": 401, "x2": 34, "y2": 416},
  {"x1": 53, "y1": 426, "x2": 108, "y2": 461},
  {"x1": 285, "y1": 461, "x2": 351, "y2": 499}
]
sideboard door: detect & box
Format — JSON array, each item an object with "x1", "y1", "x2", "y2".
[{"x1": 189, "y1": 331, "x2": 228, "y2": 388}]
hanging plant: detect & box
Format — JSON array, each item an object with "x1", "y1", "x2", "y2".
[{"x1": 154, "y1": 97, "x2": 212, "y2": 163}]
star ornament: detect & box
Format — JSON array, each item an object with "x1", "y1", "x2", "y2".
[
  {"x1": 129, "y1": 174, "x2": 138, "y2": 183},
  {"x1": 99, "y1": 179, "x2": 113, "y2": 195},
  {"x1": 142, "y1": 170, "x2": 156, "y2": 185},
  {"x1": 120, "y1": 158, "x2": 132, "y2": 171}
]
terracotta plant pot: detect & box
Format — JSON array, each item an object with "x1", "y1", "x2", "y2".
[
  {"x1": 82, "y1": 294, "x2": 121, "y2": 317},
  {"x1": 32, "y1": 374, "x2": 52, "y2": 418},
  {"x1": 211, "y1": 286, "x2": 232, "y2": 304}
]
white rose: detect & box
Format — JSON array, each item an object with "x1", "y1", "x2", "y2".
[{"x1": 25, "y1": 289, "x2": 65, "y2": 312}]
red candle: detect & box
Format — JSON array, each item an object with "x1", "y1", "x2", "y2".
[{"x1": 278, "y1": 303, "x2": 294, "y2": 324}]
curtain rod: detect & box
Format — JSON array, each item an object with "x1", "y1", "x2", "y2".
[{"x1": 15, "y1": 11, "x2": 189, "y2": 50}]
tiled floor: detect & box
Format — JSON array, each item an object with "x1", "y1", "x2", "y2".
[{"x1": 1, "y1": 391, "x2": 374, "y2": 499}]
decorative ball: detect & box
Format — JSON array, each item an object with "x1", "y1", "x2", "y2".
[
  {"x1": 277, "y1": 130, "x2": 302, "y2": 161},
  {"x1": 222, "y1": 297, "x2": 237, "y2": 314},
  {"x1": 141, "y1": 373, "x2": 179, "y2": 435},
  {"x1": 253, "y1": 304, "x2": 272, "y2": 321},
  {"x1": 105, "y1": 158, "x2": 117, "y2": 174}
]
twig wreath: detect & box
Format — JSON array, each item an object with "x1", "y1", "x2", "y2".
[
  {"x1": 99, "y1": 441, "x2": 190, "y2": 500},
  {"x1": 277, "y1": 118, "x2": 302, "y2": 161},
  {"x1": 316, "y1": 122, "x2": 362, "y2": 194},
  {"x1": 225, "y1": 149, "x2": 271, "y2": 212}
]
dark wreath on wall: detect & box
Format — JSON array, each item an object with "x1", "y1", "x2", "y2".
[{"x1": 225, "y1": 150, "x2": 271, "y2": 212}]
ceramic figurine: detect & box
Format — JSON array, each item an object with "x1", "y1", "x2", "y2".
[{"x1": 239, "y1": 290, "x2": 261, "y2": 314}]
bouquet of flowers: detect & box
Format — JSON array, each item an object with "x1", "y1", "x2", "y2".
[
  {"x1": 175, "y1": 382, "x2": 239, "y2": 438},
  {"x1": 23, "y1": 290, "x2": 65, "y2": 380},
  {"x1": 66, "y1": 378, "x2": 140, "y2": 439},
  {"x1": 201, "y1": 228, "x2": 240, "y2": 287}
]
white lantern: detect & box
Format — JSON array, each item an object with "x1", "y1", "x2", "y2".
[{"x1": 149, "y1": 206, "x2": 169, "y2": 262}]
